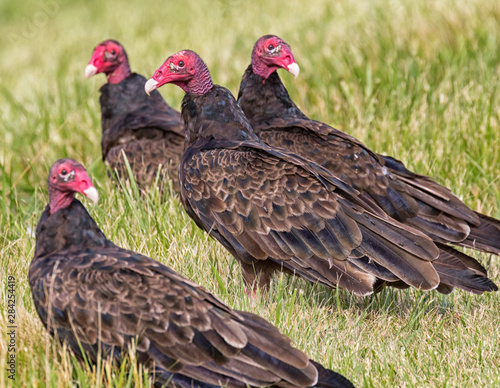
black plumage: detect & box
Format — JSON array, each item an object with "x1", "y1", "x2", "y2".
[
  {"x1": 30, "y1": 159, "x2": 353, "y2": 388},
  {"x1": 86, "y1": 40, "x2": 185, "y2": 192},
  {"x1": 145, "y1": 50, "x2": 496, "y2": 297},
  {"x1": 236, "y1": 35, "x2": 499, "y2": 294}
]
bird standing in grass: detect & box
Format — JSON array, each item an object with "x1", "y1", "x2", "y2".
[
  {"x1": 29, "y1": 158, "x2": 354, "y2": 388},
  {"x1": 146, "y1": 50, "x2": 496, "y2": 296},
  {"x1": 236, "y1": 34, "x2": 500, "y2": 294},
  {"x1": 86, "y1": 40, "x2": 185, "y2": 193}
]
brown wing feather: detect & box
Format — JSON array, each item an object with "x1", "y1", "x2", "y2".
[
  {"x1": 30, "y1": 246, "x2": 320, "y2": 387},
  {"x1": 237, "y1": 69, "x2": 490, "y2": 252},
  {"x1": 256, "y1": 117, "x2": 500, "y2": 257},
  {"x1": 239, "y1": 70, "x2": 498, "y2": 293},
  {"x1": 105, "y1": 134, "x2": 183, "y2": 191},
  {"x1": 182, "y1": 143, "x2": 441, "y2": 295}
]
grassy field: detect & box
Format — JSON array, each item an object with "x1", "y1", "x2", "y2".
[{"x1": 1, "y1": 0, "x2": 500, "y2": 386}]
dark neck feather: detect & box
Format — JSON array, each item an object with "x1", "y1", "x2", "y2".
[
  {"x1": 99, "y1": 73, "x2": 166, "y2": 127},
  {"x1": 238, "y1": 65, "x2": 307, "y2": 128},
  {"x1": 35, "y1": 200, "x2": 110, "y2": 259},
  {"x1": 181, "y1": 85, "x2": 259, "y2": 147}
]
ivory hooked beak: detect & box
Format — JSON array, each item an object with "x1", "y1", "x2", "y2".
[
  {"x1": 83, "y1": 186, "x2": 99, "y2": 205},
  {"x1": 287, "y1": 62, "x2": 300, "y2": 79},
  {"x1": 144, "y1": 78, "x2": 159, "y2": 96},
  {"x1": 85, "y1": 64, "x2": 98, "y2": 79}
]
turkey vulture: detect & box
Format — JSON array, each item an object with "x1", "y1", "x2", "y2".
[
  {"x1": 30, "y1": 159, "x2": 354, "y2": 388},
  {"x1": 85, "y1": 40, "x2": 185, "y2": 192},
  {"x1": 146, "y1": 50, "x2": 496, "y2": 296},
  {"x1": 236, "y1": 34, "x2": 500, "y2": 294}
]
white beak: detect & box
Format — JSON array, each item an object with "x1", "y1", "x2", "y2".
[
  {"x1": 83, "y1": 186, "x2": 99, "y2": 205},
  {"x1": 287, "y1": 62, "x2": 300, "y2": 79},
  {"x1": 144, "y1": 78, "x2": 159, "y2": 96},
  {"x1": 85, "y1": 64, "x2": 98, "y2": 79}
]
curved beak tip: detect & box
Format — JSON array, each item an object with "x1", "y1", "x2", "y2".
[
  {"x1": 83, "y1": 186, "x2": 99, "y2": 205},
  {"x1": 85, "y1": 64, "x2": 98, "y2": 79},
  {"x1": 287, "y1": 62, "x2": 300, "y2": 79},
  {"x1": 144, "y1": 78, "x2": 159, "y2": 96}
]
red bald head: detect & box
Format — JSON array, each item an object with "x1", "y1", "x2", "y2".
[
  {"x1": 251, "y1": 35, "x2": 300, "y2": 80},
  {"x1": 145, "y1": 50, "x2": 213, "y2": 95},
  {"x1": 48, "y1": 159, "x2": 98, "y2": 214},
  {"x1": 85, "y1": 40, "x2": 131, "y2": 84}
]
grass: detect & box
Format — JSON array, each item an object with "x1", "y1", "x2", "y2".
[{"x1": 1, "y1": 0, "x2": 499, "y2": 386}]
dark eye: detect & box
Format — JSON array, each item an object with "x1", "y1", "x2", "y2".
[
  {"x1": 110, "y1": 49, "x2": 116, "y2": 55},
  {"x1": 59, "y1": 168, "x2": 75, "y2": 181},
  {"x1": 178, "y1": 60, "x2": 185, "y2": 67},
  {"x1": 268, "y1": 44, "x2": 274, "y2": 50}
]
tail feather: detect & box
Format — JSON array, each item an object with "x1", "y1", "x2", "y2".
[
  {"x1": 436, "y1": 243, "x2": 488, "y2": 275},
  {"x1": 342, "y1": 201, "x2": 440, "y2": 290},
  {"x1": 241, "y1": 343, "x2": 318, "y2": 386},
  {"x1": 397, "y1": 176, "x2": 478, "y2": 224},
  {"x1": 310, "y1": 360, "x2": 355, "y2": 388},
  {"x1": 356, "y1": 228, "x2": 439, "y2": 290},
  {"x1": 405, "y1": 213, "x2": 469, "y2": 243},
  {"x1": 435, "y1": 283, "x2": 454, "y2": 294},
  {"x1": 433, "y1": 246, "x2": 498, "y2": 294},
  {"x1": 153, "y1": 367, "x2": 230, "y2": 388},
  {"x1": 460, "y1": 213, "x2": 500, "y2": 255},
  {"x1": 280, "y1": 255, "x2": 377, "y2": 297},
  {"x1": 350, "y1": 256, "x2": 400, "y2": 282}
]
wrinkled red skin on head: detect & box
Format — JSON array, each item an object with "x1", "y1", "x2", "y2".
[
  {"x1": 152, "y1": 50, "x2": 212, "y2": 95},
  {"x1": 87, "y1": 40, "x2": 130, "y2": 84},
  {"x1": 48, "y1": 159, "x2": 95, "y2": 214},
  {"x1": 251, "y1": 35, "x2": 296, "y2": 80},
  {"x1": 152, "y1": 51, "x2": 195, "y2": 90}
]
